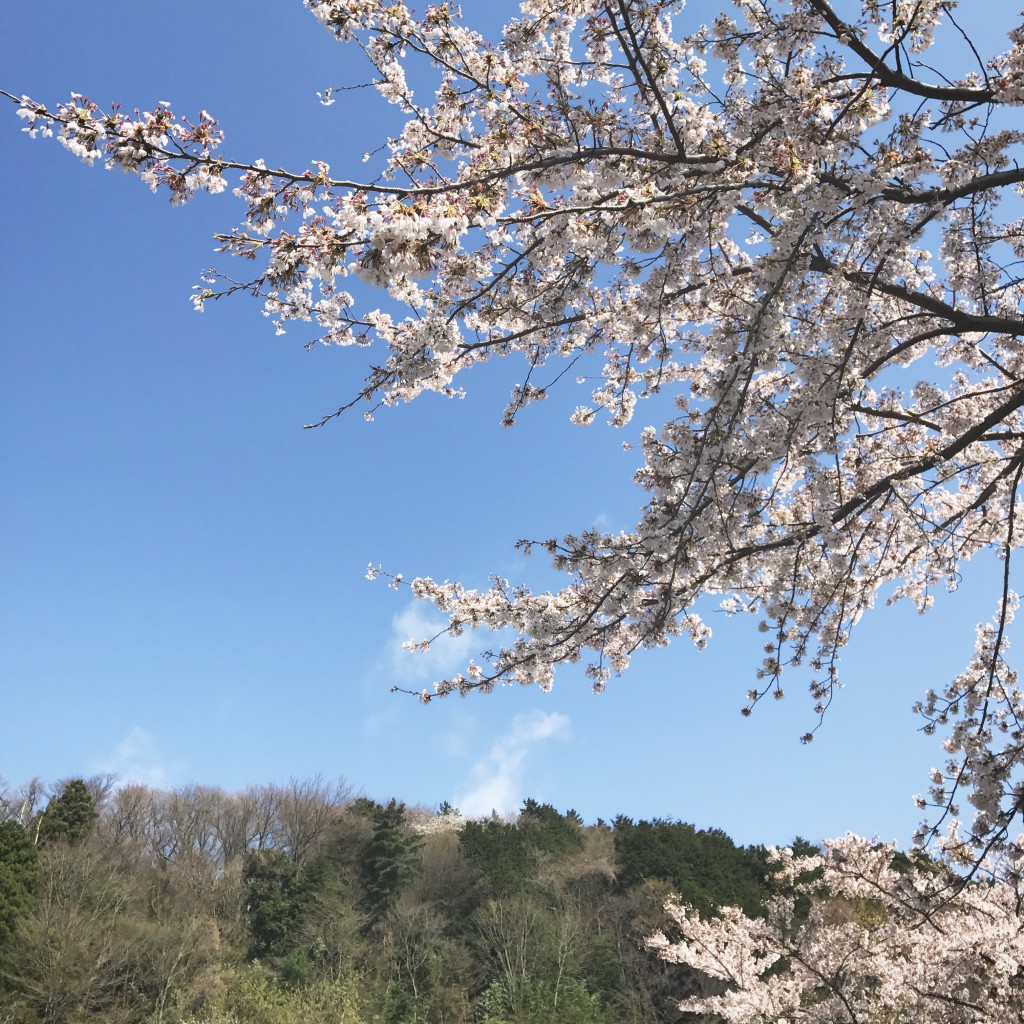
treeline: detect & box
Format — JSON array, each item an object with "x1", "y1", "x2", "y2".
[{"x1": 0, "y1": 776, "x2": 806, "y2": 1024}]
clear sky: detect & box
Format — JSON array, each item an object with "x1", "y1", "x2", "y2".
[{"x1": 1, "y1": 0, "x2": 1018, "y2": 849}]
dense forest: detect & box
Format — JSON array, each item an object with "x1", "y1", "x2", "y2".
[{"x1": 0, "y1": 776, "x2": 812, "y2": 1024}]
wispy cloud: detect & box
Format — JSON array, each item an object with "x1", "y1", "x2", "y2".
[
  {"x1": 91, "y1": 727, "x2": 175, "y2": 788},
  {"x1": 456, "y1": 711, "x2": 570, "y2": 817},
  {"x1": 386, "y1": 599, "x2": 477, "y2": 684}
]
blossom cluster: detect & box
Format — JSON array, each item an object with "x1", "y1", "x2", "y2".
[
  {"x1": 409, "y1": 807, "x2": 467, "y2": 835},
  {"x1": 15, "y1": 92, "x2": 226, "y2": 202},
  {"x1": 649, "y1": 834, "x2": 1024, "y2": 1023}
]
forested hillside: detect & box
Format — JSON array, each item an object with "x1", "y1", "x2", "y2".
[{"x1": 0, "y1": 776, "x2": 792, "y2": 1024}]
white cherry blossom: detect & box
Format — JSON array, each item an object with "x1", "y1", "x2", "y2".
[{"x1": 649, "y1": 834, "x2": 1024, "y2": 1023}]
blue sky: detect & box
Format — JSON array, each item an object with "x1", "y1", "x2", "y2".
[{"x1": 1, "y1": 0, "x2": 1018, "y2": 849}]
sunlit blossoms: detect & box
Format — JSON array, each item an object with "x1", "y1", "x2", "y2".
[
  {"x1": 648, "y1": 834, "x2": 1024, "y2": 1023},
  {"x1": 14, "y1": 93, "x2": 227, "y2": 200},
  {"x1": 7, "y1": 0, "x2": 1024, "y2": 856}
]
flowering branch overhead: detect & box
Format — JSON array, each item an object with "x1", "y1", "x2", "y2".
[{"x1": 8, "y1": 0, "x2": 1024, "y2": 856}]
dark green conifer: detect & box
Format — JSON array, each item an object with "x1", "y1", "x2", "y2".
[
  {"x1": 243, "y1": 848, "x2": 313, "y2": 960},
  {"x1": 519, "y1": 799, "x2": 585, "y2": 858},
  {"x1": 36, "y1": 779, "x2": 97, "y2": 846},
  {"x1": 459, "y1": 816, "x2": 537, "y2": 895},
  {"x1": 360, "y1": 799, "x2": 421, "y2": 922},
  {"x1": 0, "y1": 821, "x2": 39, "y2": 946}
]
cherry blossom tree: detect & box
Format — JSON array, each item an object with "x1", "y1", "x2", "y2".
[
  {"x1": 7, "y1": 0, "x2": 1024, "y2": 857},
  {"x1": 648, "y1": 834, "x2": 1024, "y2": 1023}
]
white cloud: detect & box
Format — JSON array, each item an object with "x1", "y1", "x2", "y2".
[
  {"x1": 387, "y1": 599, "x2": 477, "y2": 684},
  {"x1": 91, "y1": 727, "x2": 175, "y2": 788},
  {"x1": 456, "y1": 711, "x2": 570, "y2": 817}
]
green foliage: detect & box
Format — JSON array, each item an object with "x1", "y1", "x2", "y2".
[
  {"x1": 460, "y1": 804, "x2": 588, "y2": 899},
  {"x1": 244, "y1": 850, "x2": 314, "y2": 961},
  {"x1": 0, "y1": 821, "x2": 39, "y2": 947},
  {"x1": 476, "y1": 976, "x2": 613, "y2": 1024},
  {"x1": 460, "y1": 818, "x2": 538, "y2": 896},
  {"x1": 790, "y1": 836, "x2": 822, "y2": 859},
  {"x1": 360, "y1": 799, "x2": 421, "y2": 923},
  {"x1": 0, "y1": 774, "x2": 836, "y2": 1024},
  {"x1": 413, "y1": 829, "x2": 481, "y2": 924},
  {"x1": 518, "y1": 801, "x2": 585, "y2": 860},
  {"x1": 276, "y1": 947, "x2": 316, "y2": 987},
  {"x1": 576, "y1": 932, "x2": 620, "y2": 996},
  {"x1": 36, "y1": 779, "x2": 96, "y2": 846},
  {"x1": 612, "y1": 817, "x2": 772, "y2": 917},
  {"x1": 889, "y1": 847, "x2": 945, "y2": 875},
  {"x1": 223, "y1": 965, "x2": 367, "y2": 1024}
]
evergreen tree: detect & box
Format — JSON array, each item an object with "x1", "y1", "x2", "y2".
[
  {"x1": 36, "y1": 779, "x2": 97, "y2": 846},
  {"x1": 519, "y1": 800, "x2": 585, "y2": 859},
  {"x1": 0, "y1": 821, "x2": 39, "y2": 946},
  {"x1": 360, "y1": 800, "x2": 421, "y2": 924},
  {"x1": 243, "y1": 848, "x2": 313, "y2": 960},
  {"x1": 459, "y1": 817, "x2": 537, "y2": 897},
  {"x1": 613, "y1": 817, "x2": 771, "y2": 918}
]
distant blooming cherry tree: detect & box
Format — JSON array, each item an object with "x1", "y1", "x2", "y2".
[
  {"x1": 7, "y1": 0, "x2": 1024, "y2": 859},
  {"x1": 648, "y1": 833, "x2": 1024, "y2": 1023}
]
